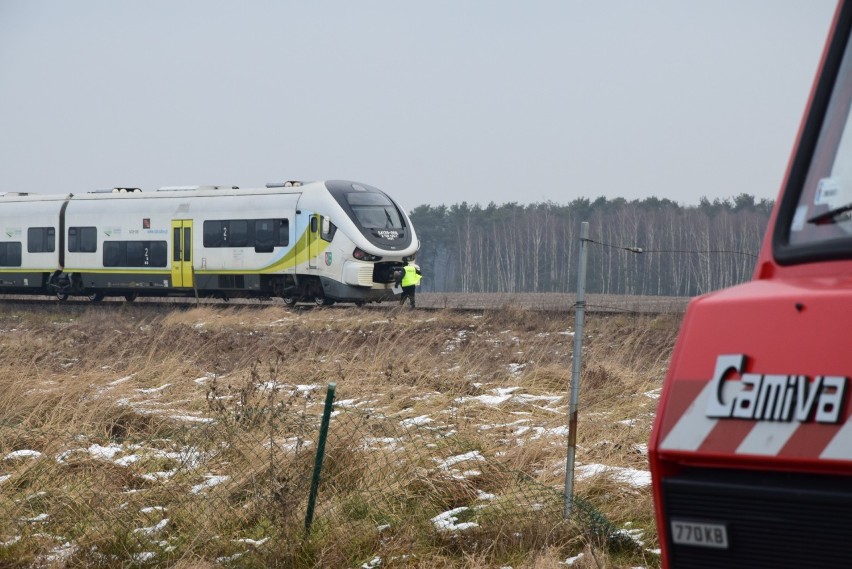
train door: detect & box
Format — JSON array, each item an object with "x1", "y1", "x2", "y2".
[
  {"x1": 171, "y1": 219, "x2": 193, "y2": 287},
  {"x1": 307, "y1": 215, "x2": 319, "y2": 269}
]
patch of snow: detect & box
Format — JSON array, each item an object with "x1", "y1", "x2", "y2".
[
  {"x1": 457, "y1": 394, "x2": 512, "y2": 405},
  {"x1": 107, "y1": 374, "x2": 135, "y2": 386},
  {"x1": 87, "y1": 443, "x2": 123, "y2": 460},
  {"x1": 615, "y1": 526, "x2": 646, "y2": 547},
  {"x1": 507, "y1": 363, "x2": 527, "y2": 376},
  {"x1": 400, "y1": 415, "x2": 433, "y2": 427},
  {"x1": 44, "y1": 542, "x2": 78, "y2": 563},
  {"x1": 140, "y1": 471, "x2": 176, "y2": 482},
  {"x1": 137, "y1": 384, "x2": 171, "y2": 394},
  {"x1": 233, "y1": 537, "x2": 269, "y2": 546},
  {"x1": 133, "y1": 518, "x2": 169, "y2": 535},
  {"x1": 168, "y1": 414, "x2": 215, "y2": 424},
  {"x1": 115, "y1": 454, "x2": 141, "y2": 466},
  {"x1": 190, "y1": 475, "x2": 230, "y2": 494},
  {"x1": 140, "y1": 506, "x2": 166, "y2": 514},
  {"x1": 459, "y1": 386, "x2": 556, "y2": 407},
  {"x1": 512, "y1": 394, "x2": 563, "y2": 405},
  {"x1": 431, "y1": 507, "x2": 479, "y2": 532},
  {"x1": 4, "y1": 450, "x2": 41, "y2": 460},
  {"x1": 361, "y1": 437, "x2": 402, "y2": 451},
  {"x1": 436, "y1": 451, "x2": 485, "y2": 470},
  {"x1": 575, "y1": 464, "x2": 651, "y2": 488}
]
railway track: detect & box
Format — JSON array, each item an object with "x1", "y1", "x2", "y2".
[{"x1": 0, "y1": 292, "x2": 690, "y2": 314}]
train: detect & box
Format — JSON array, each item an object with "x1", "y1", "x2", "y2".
[{"x1": 0, "y1": 180, "x2": 419, "y2": 306}]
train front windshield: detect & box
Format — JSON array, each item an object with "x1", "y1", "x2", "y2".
[{"x1": 347, "y1": 193, "x2": 404, "y2": 229}]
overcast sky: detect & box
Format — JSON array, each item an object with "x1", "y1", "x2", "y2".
[{"x1": 0, "y1": 1, "x2": 839, "y2": 210}]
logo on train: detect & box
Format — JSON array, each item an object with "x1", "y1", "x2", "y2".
[{"x1": 325, "y1": 252, "x2": 333, "y2": 266}]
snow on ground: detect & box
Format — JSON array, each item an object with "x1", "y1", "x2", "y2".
[
  {"x1": 4, "y1": 450, "x2": 42, "y2": 460},
  {"x1": 575, "y1": 463, "x2": 651, "y2": 488},
  {"x1": 431, "y1": 507, "x2": 480, "y2": 532}
]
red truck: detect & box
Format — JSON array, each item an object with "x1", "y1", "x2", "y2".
[{"x1": 648, "y1": 2, "x2": 852, "y2": 567}]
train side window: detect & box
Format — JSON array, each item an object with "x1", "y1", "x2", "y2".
[
  {"x1": 27, "y1": 227, "x2": 55, "y2": 253},
  {"x1": 203, "y1": 221, "x2": 224, "y2": 247},
  {"x1": 310, "y1": 216, "x2": 318, "y2": 233},
  {"x1": 230, "y1": 220, "x2": 249, "y2": 247},
  {"x1": 204, "y1": 219, "x2": 288, "y2": 249},
  {"x1": 255, "y1": 219, "x2": 275, "y2": 253},
  {"x1": 149, "y1": 242, "x2": 168, "y2": 266},
  {"x1": 174, "y1": 228, "x2": 181, "y2": 261},
  {"x1": 320, "y1": 217, "x2": 336, "y2": 242},
  {"x1": 104, "y1": 242, "x2": 122, "y2": 266},
  {"x1": 276, "y1": 219, "x2": 289, "y2": 246},
  {"x1": 182, "y1": 230, "x2": 190, "y2": 262},
  {"x1": 0, "y1": 242, "x2": 22, "y2": 267},
  {"x1": 104, "y1": 241, "x2": 168, "y2": 267},
  {"x1": 68, "y1": 226, "x2": 97, "y2": 253},
  {"x1": 126, "y1": 242, "x2": 145, "y2": 266}
]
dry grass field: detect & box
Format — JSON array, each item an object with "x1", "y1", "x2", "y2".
[{"x1": 0, "y1": 301, "x2": 682, "y2": 568}]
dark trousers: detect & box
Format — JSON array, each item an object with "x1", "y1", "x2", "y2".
[{"x1": 400, "y1": 285, "x2": 416, "y2": 308}]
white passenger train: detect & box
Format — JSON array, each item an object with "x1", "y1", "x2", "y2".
[{"x1": 0, "y1": 180, "x2": 419, "y2": 305}]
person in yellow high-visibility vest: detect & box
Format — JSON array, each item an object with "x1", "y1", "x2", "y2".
[{"x1": 398, "y1": 260, "x2": 422, "y2": 308}]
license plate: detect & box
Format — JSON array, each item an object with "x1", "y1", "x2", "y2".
[{"x1": 670, "y1": 519, "x2": 729, "y2": 549}]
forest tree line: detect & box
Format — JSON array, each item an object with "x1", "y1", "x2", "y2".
[{"x1": 408, "y1": 194, "x2": 773, "y2": 297}]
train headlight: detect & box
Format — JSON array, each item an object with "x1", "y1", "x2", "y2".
[{"x1": 353, "y1": 248, "x2": 382, "y2": 261}]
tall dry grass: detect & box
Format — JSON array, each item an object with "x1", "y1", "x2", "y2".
[{"x1": 0, "y1": 302, "x2": 680, "y2": 568}]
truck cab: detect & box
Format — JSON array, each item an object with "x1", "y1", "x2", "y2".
[{"x1": 649, "y1": 2, "x2": 852, "y2": 567}]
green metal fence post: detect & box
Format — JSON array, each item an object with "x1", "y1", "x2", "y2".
[{"x1": 304, "y1": 382, "x2": 336, "y2": 535}]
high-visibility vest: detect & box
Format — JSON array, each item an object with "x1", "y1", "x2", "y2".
[{"x1": 401, "y1": 264, "x2": 422, "y2": 287}]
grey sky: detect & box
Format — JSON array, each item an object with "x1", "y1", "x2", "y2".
[{"x1": 0, "y1": 1, "x2": 838, "y2": 211}]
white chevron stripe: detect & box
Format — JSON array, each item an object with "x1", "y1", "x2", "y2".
[
  {"x1": 735, "y1": 421, "x2": 799, "y2": 455},
  {"x1": 660, "y1": 380, "x2": 720, "y2": 451},
  {"x1": 820, "y1": 420, "x2": 852, "y2": 459}
]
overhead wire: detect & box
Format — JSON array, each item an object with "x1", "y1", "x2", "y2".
[{"x1": 585, "y1": 238, "x2": 758, "y2": 258}]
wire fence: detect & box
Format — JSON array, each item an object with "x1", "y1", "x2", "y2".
[
  {"x1": 0, "y1": 383, "x2": 630, "y2": 567},
  {"x1": 417, "y1": 292, "x2": 689, "y2": 313}
]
